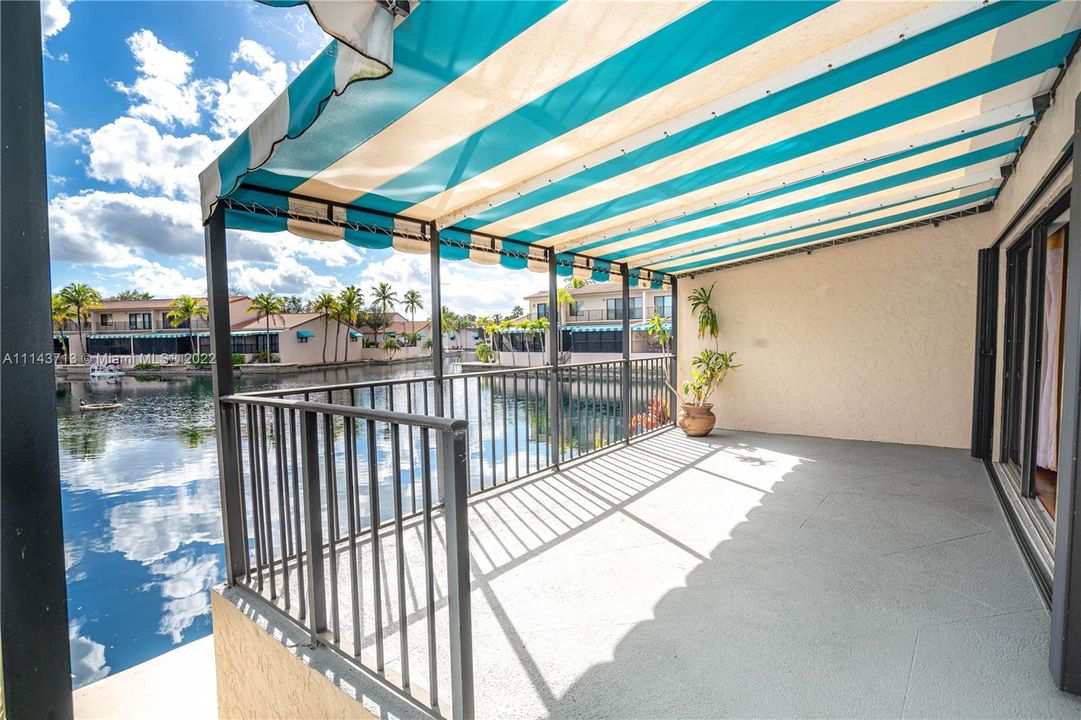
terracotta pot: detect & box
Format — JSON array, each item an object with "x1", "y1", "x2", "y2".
[{"x1": 678, "y1": 403, "x2": 716, "y2": 437}]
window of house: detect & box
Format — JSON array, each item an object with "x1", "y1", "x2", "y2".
[
  {"x1": 605, "y1": 298, "x2": 622, "y2": 320},
  {"x1": 165, "y1": 311, "x2": 190, "y2": 329},
  {"x1": 99, "y1": 313, "x2": 113, "y2": 327},
  {"x1": 569, "y1": 301, "x2": 583, "y2": 316},
  {"x1": 128, "y1": 312, "x2": 152, "y2": 330},
  {"x1": 653, "y1": 295, "x2": 672, "y2": 318},
  {"x1": 536, "y1": 302, "x2": 547, "y2": 319}
]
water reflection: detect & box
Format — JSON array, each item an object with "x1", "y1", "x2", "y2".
[{"x1": 58, "y1": 360, "x2": 439, "y2": 687}]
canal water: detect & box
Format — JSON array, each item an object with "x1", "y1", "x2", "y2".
[{"x1": 58, "y1": 361, "x2": 447, "y2": 687}]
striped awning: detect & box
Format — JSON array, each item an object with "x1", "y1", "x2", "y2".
[{"x1": 202, "y1": 1, "x2": 1081, "y2": 276}]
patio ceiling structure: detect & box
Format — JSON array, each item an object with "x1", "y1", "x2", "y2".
[{"x1": 201, "y1": 0, "x2": 1081, "y2": 277}]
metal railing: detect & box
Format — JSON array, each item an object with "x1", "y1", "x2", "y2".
[
  {"x1": 220, "y1": 356, "x2": 674, "y2": 718},
  {"x1": 219, "y1": 394, "x2": 473, "y2": 718}
]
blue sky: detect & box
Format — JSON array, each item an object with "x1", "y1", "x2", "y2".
[{"x1": 42, "y1": 0, "x2": 545, "y2": 315}]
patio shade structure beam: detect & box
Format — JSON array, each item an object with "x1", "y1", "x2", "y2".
[
  {"x1": 548, "y1": 248, "x2": 561, "y2": 468},
  {"x1": 621, "y1": 262, "x2": 631, "y2": 443}
]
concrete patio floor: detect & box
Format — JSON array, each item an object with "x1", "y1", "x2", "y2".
[{"x1": 257, "y1": 428, "x2": 1081, "y2": 719}]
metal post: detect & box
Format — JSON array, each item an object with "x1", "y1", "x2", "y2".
[
  {"x1": 430, "y1": 223, "x2": 446, "y2": 503},
  {"x1": 429, "y1": 222, "x2": 445, "y2": 416},
  {"x1": 548, "y1": 250, "x2": 561, "y2": 467},
  {"x1": 0, "y1": 2, "x2": 74, "y2": 714},
  {"x1": 204, "y1": 205, "x2": 246, "y2": 584},
  {"x1": 669, "y1": 275, "x2": 679, "y2": 423},
  {"x1": 299, "y1": 410, "x2": 328, "y2": 643},
  {"x1": 1050, "y1": 91, "x2": 1081, "y2": 693},
  {"x1": 621, "y1": 264, "x2": 631, "y2": 442},
  {"x1": 440, "y1": 423, "x2": 474, "y2": 719}
]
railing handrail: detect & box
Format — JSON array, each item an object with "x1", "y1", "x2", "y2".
[
  {"x1": 236, "y1": 354, "x2": 677, "y2": 399},
  {"x1": 220, "y1": 394, "x2": 468, "y2": 433}
]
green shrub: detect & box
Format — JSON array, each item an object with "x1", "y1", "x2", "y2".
[
  {"x1": 231, "y1": 353, "x2": 246, "y2": 365},
  {"x1": 133, "y1": 362, "x2": 160, "y2": 371},
  {"x1": 251, "y1": 351, "x2": 280, "y2": 363},
  {"x1": 475, "y1": 341, "x2": 495, "y2": 363}
]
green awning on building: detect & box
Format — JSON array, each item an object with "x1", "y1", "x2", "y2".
[
  {"x1": 349, "y1": 330, "x2": 361, "y2": 338},
  {"x1": 296, "y1": 329, "x2": 315, "y2": 339}
]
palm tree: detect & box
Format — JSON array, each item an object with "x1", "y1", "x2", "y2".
[
  {"x1": 312, "y1": 292, "x2": 337, "y2": 363},
  {"x1": 58, "y1": 282, "x2": 103, "y2": 362},
  {"x1": 371, "y1": 282, "x2": 399, "y2": 340},
  {"x1": 337, "y1": 286, "x2": 363, "y2": 363},
  {"x1": 51, "y1": 295, "x2": 73, "y2": 359},
  {"x1": 403, "y1": 289, "x2": 423, "y2": 345},
  {"x1": 248, "y1": 292, "x2": 285, "y2": 362},
  {"x1": 166, "y1": 295, "x2": 209, "y2": 354}
]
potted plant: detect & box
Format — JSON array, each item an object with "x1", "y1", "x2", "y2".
[{"x1": 678, "y1": 349, "x2": 741, "y2": 436}]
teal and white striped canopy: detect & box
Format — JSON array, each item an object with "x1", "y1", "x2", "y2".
[{"x1": 201, "y1": 1, "x2": 1081, "y2": 278}]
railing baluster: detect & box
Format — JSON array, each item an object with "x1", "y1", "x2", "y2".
[
  {"x1": 489, "y1": 376, "x2": 496, "y2": 485},
  {"x1": 323, "y1": 413, "x2": 340, "y2": 644},
  {"x1": 233, "y1": 405, "x2": 251, "y2": 582},
  {"x1": 274, "y1": 407, "x2": 290, "y2": 610},
  {"x1": 344, "y1": 417, "x2": 362, "y2": 658},
  {"x1": 501, "y1": 373, "x2": 508, "y2": 483},
  {"x1": 365, "y1": 418, "x2": 385, "y2": 672},
  {"x1": 420, "y1": 427, "x2": 438, "y2": 710},
  {"x1": 408, "y1": 383, "x2": 417, "y2": 515},
  {"x1": 391, "y1": 422, "x2": 409, "y2": 688},
  {"x1": 248, "y1": 405, "x2": 264, "y2": 593},
  {"x1": 290, "y1": 409, "x2": 305, "y2": 619},
  {"x1": 477, "y1": 377, "x2": 485, "y2": 491}
]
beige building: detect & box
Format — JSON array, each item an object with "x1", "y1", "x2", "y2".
[
  {"x1": 54, "y1": 296, "x2": 381, "y2": 366},
  {"x1": 506, "y1": 283, "x2": 671, "y2": 364}
]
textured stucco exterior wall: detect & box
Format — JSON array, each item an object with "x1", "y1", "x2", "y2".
[
  {"x1": 677, "y1": 214, "x2": 992, "y2": 447},
  {"x1": 212, "y1": 589, "x2": 377, "y2": 720}
]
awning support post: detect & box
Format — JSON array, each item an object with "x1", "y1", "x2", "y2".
[
  {"x1": 621, "y1": 263, "x2": 632, "y2": 443},
  {"x1": 0, "y1": 1, "x2": 74, "y2": 714},
  {"x1": 670, "y1": 275, "x2": 679, "y2": 424},
  {"x1": 429, "y1": 223, "x2": 446, "y2": 502},
  {"x1": 204, "y1": 205, "x2": 246, "y2": 584},
  {"x1": 548, "y1": 250, "x2": 561, "y2": 469}
]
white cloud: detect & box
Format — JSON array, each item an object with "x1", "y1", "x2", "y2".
[
  {"x1": 69, "y1": 621, "x2": 110, "y2": 688},
  {"x1": 40, "y1": 0, "x2": 72, "y2": 43},
  {"x1": 205, "y1": 38, "x2": 288, "y2": 138},
  {"x1": 231, "y1": 254, "x2": 341, "y2": 296},
  {"x1": 77, "y1": 117, "x2": 220, "y2": 199},
  {"x1": 152, "y1": 554, "x2": 219, "y2": 642},
  {"x1": 49, "y1": 190, "x2": 200, "y2": 265},
  {"x1": 355, "y1": 252, "x2": 547, "y2": 316},
  {"x1": 113, "y1": 29, "x2": 203, "y2": 128}
]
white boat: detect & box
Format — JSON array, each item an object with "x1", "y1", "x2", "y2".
[
  {"x1": 89, "y1": 363, "x2": 124, "y2": 377},
  {"x1": 79, "y1": 400, "x2": 122, "y2": 411}
]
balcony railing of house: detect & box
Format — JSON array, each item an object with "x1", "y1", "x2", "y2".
[
  {"x1": 531, "y1": 308, "x2": 674, "y2": 323},
  {"x1": 217, "y1": 356, "x2": 674, "y2": 718}
]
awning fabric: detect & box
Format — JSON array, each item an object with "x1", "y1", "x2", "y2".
[
  {"x1": 296, "y1": 329, "x2": 315, "y2": 339},
  {"x1": 349, "y1": 330, "x2": 361, "y2": 338},
  {"x1": 203, "y1": 1, "x2": 1081, "y2": 275}
]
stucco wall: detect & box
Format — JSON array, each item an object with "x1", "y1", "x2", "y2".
[
  {"x1": 212, "y1": 586, "x2": 429, "y2": 720},
  {"x1": 677, "y1": 213, "x2": 992, "y2": 447}
]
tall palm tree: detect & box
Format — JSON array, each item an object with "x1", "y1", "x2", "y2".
[
  {"x1": 59, "y1": 282, "x2": 102, "y2": 362},
  {"x1": 337, "y1": 285, "x2": 363, "y2": 363},
  {"x1": 166, "y1": 295, "x2": 209, "y2": 354},
  {"x1": 403, "y1": 289, "x2": 423, "y2": 345},
  {"x1": 312, "y1": 292, "x2": 337, "y2": 363},
  {"x1": 371, "y1": 282, "x2": 399, "y2": 340},
  {"x1": 51, "y1": 295, "x2": 73, "y2": 359},
  {"x1": 248, "y1": 292, "x2": 285, "y2": 362}
]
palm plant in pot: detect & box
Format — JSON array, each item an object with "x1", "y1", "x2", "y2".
[
  {"x1": 680, "y1": 283, "x2": 741, "y2": 436},
  {"x1": 679, "y1": 349, "x2": 741, "y2": 436}
]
